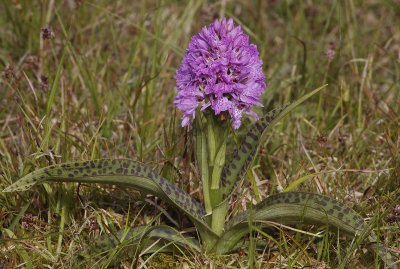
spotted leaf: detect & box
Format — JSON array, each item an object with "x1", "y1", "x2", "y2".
[
  {"x1": 219, "y1": 85, "x2": 327, "y2": 202},
  {"x1": 81, "y1": 225, "x2": 200, "y2": 266},
  {"x1": 217, "y1": 192, "x2": 397, "y2": 268},
  {"x1": 2, "y1": 159, "x2": 216, "y2": 239}
]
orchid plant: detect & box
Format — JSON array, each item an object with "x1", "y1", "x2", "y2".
[{"x1": 3, "y1": 18, "x2": 397, "y2": 268}]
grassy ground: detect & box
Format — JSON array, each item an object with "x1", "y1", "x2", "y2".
[{"x1": 0, "y1": 0, "x2": 399, "y2": 268}]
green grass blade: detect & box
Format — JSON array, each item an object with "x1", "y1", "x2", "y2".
[
  {"x1": 221, "y1": 192, "x2": 397, "y2": 268},
  {"x1": 219, "y1": 85, "x2": 327, "y2": 202},
  {"x1": 2, "y1": 159, "x2": 216, "y2": 238},
  {"x1": 283, "y1": 173, "x2": 318, "y2": 192},
  {"x1": 55, "y1": 10, "x2": 101, "y2": 115}
]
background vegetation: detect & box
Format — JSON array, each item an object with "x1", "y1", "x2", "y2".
[{"x1": 0, "y1": 0, "x2": 399, "y2": 268}]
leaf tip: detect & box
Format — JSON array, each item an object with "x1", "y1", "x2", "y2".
[
  {"x1": 2, "y1": 182, "x2": 34, "y2": 192},
  {"x1": 2, "y1": 186, "x2": 14, "y2": 193}
]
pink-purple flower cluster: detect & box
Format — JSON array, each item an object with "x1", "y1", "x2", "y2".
[{"x1": 174, "y1": 18, "x2": 266, "y2": 129}]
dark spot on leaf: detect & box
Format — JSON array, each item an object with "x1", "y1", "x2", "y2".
[
  {"x1": 243, "y1": 141, "x2": 251, "y2": 150},
  {"x1": 255, "y1": 122, "x2": 263, "y2": 131},
  {"x1": 165, "y1": 186, "x2": 171, "y2": 195},
  {"x1": 247, "y1": 132, "x2": 258, "y2": 141},
  {"x1": 315, "y1": 199, "x2": 328, "y2": 206}
]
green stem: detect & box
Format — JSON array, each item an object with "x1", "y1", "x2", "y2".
[
  {"x1": 211, "y1": 201, "x2": 228, "y2": 236},
  {"x1": 207, "y1": 115, "x2": 216, "y2": 164},
  {"x1": 209, "y1": 121, "x2": 228, "y2": 209},
  {"x1": 207, "y1": 116, "x2": 229, "y2": 235},
  {"x1": 56, "y1": 192, "x2": 67, "y2": 259},
  {"x1": 210, "y1": 140, "x2": 226, "y2": 190},
  {"x1": 195, "y1": 113, "x2": 230, "y2": 236}
]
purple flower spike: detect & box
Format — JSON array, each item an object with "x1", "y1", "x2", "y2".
[{"x1": 174, "y1": 18, "x2": 266, "y2": 129}]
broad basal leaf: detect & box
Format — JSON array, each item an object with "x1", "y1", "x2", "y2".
[
  {"x1": 82, "y1": 225, "x2": 200, "y2": 267},
  {"x1": 89, "y1": 225, "x2": 200, "y2": 255},
  {"x1": 217, "y1": 192, "x2": 397, "y2": 269},
  {"x1": 3, "y1": 159, "x2": 217, "y2": 240},
  {"x1": 218, "y1": 85, "x2": 327, "y2": 202}
]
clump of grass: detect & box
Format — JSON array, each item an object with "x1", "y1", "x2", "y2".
[{"x1": 0, "y1": 1, "x2": 399, "y2": 268}]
